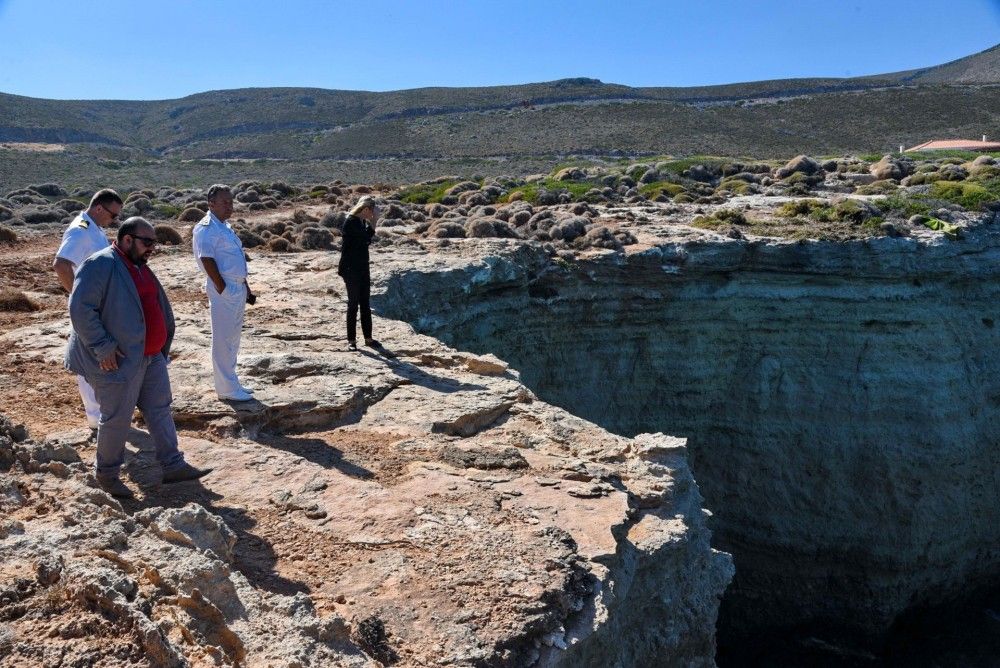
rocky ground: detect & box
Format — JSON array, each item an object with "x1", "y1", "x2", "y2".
[
  {"x1": 0, "y1": 152, "x2": 997, "y2": 666},
  {"x1": 0, "y1": 208, "x2": 732, "y2": 666}
]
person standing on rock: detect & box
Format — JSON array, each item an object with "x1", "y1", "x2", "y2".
[
  {"x1": 66, "y1": 217, "x2": 211, "y2": 499},
  {"x1": 192, "y1": 184, "x2": 256, "y2": 401},
  {"x1": 53, "y1": 189, "x2": 123, "y2": 432},
  {"x1": 339, "y1": 195, "x2": 380, "y2": 350}
]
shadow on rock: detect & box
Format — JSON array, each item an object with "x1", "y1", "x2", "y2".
[
  {"x1": 359, "y1": 348, "x2": 488, "y2": 394},
  {"x1": 250, "y1": 432, "x2": 375, "y2": 480},
  {"x1": 118, "y1": 427, "x2": 310, "y2": 598}
]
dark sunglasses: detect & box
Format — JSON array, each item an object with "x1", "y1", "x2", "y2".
[
  {"x1": 129, "y1": 235, "x2": 157, "y2": 246},
  {"x1": 101, "y1": 204, "x2": 121, "y2": 220}
]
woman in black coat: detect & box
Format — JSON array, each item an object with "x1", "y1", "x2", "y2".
[
  {"x1": 337, "y1": 195, "x2": 379, "y2": 350},
  {"x1": 338, "y1": 195, "x2": 379, "y2": 350}
]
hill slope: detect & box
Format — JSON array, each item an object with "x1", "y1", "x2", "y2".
[{"x1": 0, "y1": 43, "x2": 997, "y2": 190}]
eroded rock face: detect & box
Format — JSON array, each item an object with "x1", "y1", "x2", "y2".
[{"x1": 376, "y1": 216, "x2": 1000, "y2": 649}]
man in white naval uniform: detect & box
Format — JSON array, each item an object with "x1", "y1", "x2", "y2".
[
  {"x1": 53, "y1": 188, "x2": 123, "y2": 429},
  {"x1": 192, "y1": 184, "x2": 256, "y2": 401}
]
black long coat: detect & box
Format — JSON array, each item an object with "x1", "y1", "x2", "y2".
[{"x1": 337, "y1": 214, "x2": 375, "y2": 277}]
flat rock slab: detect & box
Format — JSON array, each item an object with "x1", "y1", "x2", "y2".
[{"x1": 0, "y1": 239, "x2": 731, "y2": 665}]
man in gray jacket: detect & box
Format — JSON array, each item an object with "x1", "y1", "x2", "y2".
[{"x1": 66, "y1": 217, "x2": 210, "y2": 499}]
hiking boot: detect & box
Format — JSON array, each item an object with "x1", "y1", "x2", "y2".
[
  {"x1": 97, "y1": 475, "x2": 135, "y2": 500},
  {"x1": 162, "y1": 463, "x2": 213, "y2": 484}
]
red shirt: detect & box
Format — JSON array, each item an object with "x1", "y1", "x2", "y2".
[{"x1": 113, "y1": 243, "x2": 167, "y2": 355}]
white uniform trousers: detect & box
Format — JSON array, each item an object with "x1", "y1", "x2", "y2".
[
  {"x1": 77, "y1": 375, "x2": 101, "y2": 428},
  {"x1": 207, "y1": 279, "x2": 246, "y2": 396}
]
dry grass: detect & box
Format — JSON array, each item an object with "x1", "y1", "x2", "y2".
[{"x1": 0, "y1": 288, "x2": 39, "y2": 312}]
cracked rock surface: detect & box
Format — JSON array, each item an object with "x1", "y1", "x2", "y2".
[{"x1": 0, "y1": 228, "x2": 732, "y2": 666}]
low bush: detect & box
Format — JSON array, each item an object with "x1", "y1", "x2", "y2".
[
  {"x1": 855, "y1": 180, "x2": 899, "y2": 195},
  {"x1": 235, "y1": 227, "x2": 266, "y2": 248},
  {"x1": 20, "y1": 207, "x2": 64, "y2": 224},
  {"x1": 873, "y1": 194, "x2": 932, "y2": 218},
  {"x1": 928, "y1": 181, "x2": 998, "y2": 210},
  {"x1": 29, "y1": 183, "x2": 67, "y2": 197},
  {"x1": 505, "y1": 179, "x2": 599, "y2": 204},
  {"x1": 0, "y1": 226, "x2": 16, "y2": 243},
  {"x1": 153, "y1": 203, "x2": 183, "y2": 219},
  {"x1": 777, "y1": 199, "x2": 826, "y2": 218},
  {"x1": 396, "y1": 179, "x2": 466, "y2": 204},
  {"x1": 153, "y1": 224, "x2": 182, "y2": 245},
  {"x1": 692, "y1": 209, "x2": 749, "y2": 229},
  {"x1": 178, "y1": 207, "x2": 204, "y2": 222},
  {"x1": 267, "y1": 237, "x2": 296, "y2": 252},
  {"x1": 298, "y1": 226, "x2": 335, "y2": 250},
  {"x1": 56, "y1": 199, "x2": 85, "y2": 213},
  {"x1": 0, "y1": 288, "x2": 38, "y2": 312},
  {"x1": 639, "y1": 181, "x2": 686, "y2": 199}
]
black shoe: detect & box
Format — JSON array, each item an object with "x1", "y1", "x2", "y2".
[
  {"x1": 348, "y1": 340, "x2": 358, "y2": 351},
  {"x1": 162, "y1": 463, "x2": 212, "y2": 484}
]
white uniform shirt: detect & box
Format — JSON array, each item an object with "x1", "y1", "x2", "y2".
[
  {"x1": 55, "y1": 212, "x2": 109, "y2": 271},
  {"x1": 192, "y1": 212, "x2": 248, "y2": 281}
]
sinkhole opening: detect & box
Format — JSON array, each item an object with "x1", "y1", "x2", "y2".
[{"x1": 379, "y1": 261, "x2": 1000, "y2": 665}]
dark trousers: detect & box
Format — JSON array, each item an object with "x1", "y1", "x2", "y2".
[{"x1": 342, "y1": 272, "x2": 372, "y2": 342}]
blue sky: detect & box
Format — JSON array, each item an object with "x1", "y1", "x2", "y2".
[{"x1": 0, "y1": 0, "x2": 998, "y2": 100}]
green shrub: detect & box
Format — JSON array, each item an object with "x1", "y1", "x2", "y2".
[
  {"x1": 639, "y1": 181, "x2": 685, "y2": 199},
  {"x1": 152, "y1": 203, "x2": 183, "y2": 219},
  {"x1": 396, "y1": 179, "x2": 466, "y2": 204},
  {"x1": 860, "y1": 216, "x2": 886, "y2": 234},
  {"x1": 873, "y1": 194, "x2": 931, "y2": 217},
  {"x1": 777, "y1": 199, "x2": 825, "y2": 217},
  {"x1": 0, "y1": 226, "x2": 16, "y2": 243},
  {"x1": 656, "y1": 156, "x2": 728, "y2": 175},
  {"x1": 830, "y1": 199, "x2": 876, "y2": 224},
  {"x1": 503, "y1": 179, "x2": 599, "y2": 204},
  {"x1": 929, "y1": 181, "x2": 998, "y2": 210},
  {"x1": 716, "y1": 179, "x2": 753, "y2": 195},
  {"x1": 692, "y1": 209, "x2": 748, "y2": 229},
  {"x1": 856, "y1": 180, "x2": 899, "y2": 195}
]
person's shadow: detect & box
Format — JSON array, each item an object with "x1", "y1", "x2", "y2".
[
  {"x1": 357, "y1": 346, "x2": 489, "y2": 394},
  {"x1": 119, "y1": 427, "x2": 308, "y2": 600}
]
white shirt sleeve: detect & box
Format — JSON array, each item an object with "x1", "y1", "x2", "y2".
[
  {"x1": 55, "y1": 226, "x2": 95, "y2": 268},
  {"x1": 193, "y1": 225, "x2": 218, "y2": 259}
]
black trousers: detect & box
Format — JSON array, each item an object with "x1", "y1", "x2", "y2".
[{"x1": 342, "y1": 272, "x2": 372, "y2": 342}]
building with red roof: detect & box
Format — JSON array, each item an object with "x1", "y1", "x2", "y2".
[{"x1": 905, "y1": 138, "x2": 1000, "y2": 152}]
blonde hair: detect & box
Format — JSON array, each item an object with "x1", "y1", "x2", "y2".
[{"x1": 349, "y1": 195, "x2": 376, "y2": 217}]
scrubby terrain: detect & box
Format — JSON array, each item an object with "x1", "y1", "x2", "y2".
[
  {"x1": 1, "y1": 145, "x2": 1000, "y2": 666},
  {"x1": 1, "y1": 43, "x2": 998, "y2": 191}
]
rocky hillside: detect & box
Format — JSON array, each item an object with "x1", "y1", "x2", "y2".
[{"x1": 0, "y1": 43, "x2": 997, "y2": 191}]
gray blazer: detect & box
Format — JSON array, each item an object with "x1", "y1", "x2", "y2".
[{"x1": 65, "y1": 245, "x2": 175, "y2": 383}]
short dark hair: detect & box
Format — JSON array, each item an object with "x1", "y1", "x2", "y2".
[
  {"x1": 117, "y1": 216, "x2": 152, "y2": 242},
  {"x1": 207, "y1": 184, "x2": 232, "y2": 201},
  {"x1": 90, "y1": 188, "x2": 123, "y2": 209}
]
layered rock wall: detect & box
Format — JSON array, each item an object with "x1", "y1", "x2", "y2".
[{"x1": 377, "y1": 227, "x2": 1000, "y2": 646}]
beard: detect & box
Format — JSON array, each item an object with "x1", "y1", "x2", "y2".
[{"x1": 128, "y1": 246, "x2": 149, "y2": 265}]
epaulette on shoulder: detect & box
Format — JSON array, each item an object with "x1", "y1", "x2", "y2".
[{"x1": 77, "y1": 218, "x2": 90, "y2": 228}]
